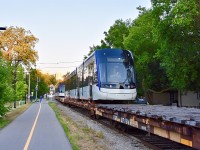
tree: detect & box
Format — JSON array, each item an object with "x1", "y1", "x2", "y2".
[
  {"x1": 151, "y1": 0, "x2": 200, "y2": 91},
  {"x1": 37, "y1": 76, "x2": 49, "y2": 97},
  {"x1": 0, "y1": 56, "x2": 14, "y2": 116},
  {"x1": 0, "y1": 26, "x2": 38, "y2": 103},
  {"x1": 0, "y1": 26, "x2": 38, "y2": 66},
  {"x1": 30, "y1": 69, "x2": 56, "y2": 99},
  {"x1": 15, "y1": 66, "x2": 27, "y2": 101},
  {"x1": 86, "y1": 19, "x2": 131, "y2": 59},
  {"x1": 124, "y1": 8, "x2": 169, "y2": 96},
  {"x1": 103, "y1": 19, "x2": 131, "y2": 49}
]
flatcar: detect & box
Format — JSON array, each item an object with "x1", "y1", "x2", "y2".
[{"x1": 65, "y1": 48, "x2": 137, "y2": 103}]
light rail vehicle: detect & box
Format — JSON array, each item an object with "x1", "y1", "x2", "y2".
[{"x1": 63, "y1": 48, "x2": 137, "y2": 103}]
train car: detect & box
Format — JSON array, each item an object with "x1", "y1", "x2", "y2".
[
  {"x1": 55, "y1": 83, "x2": 65, "y2": 102},
  {"x1": 65, "y1": 48, "x2": 137, "y2": 103}
]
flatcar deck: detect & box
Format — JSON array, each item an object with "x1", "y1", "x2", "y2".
[
  {"x1": 96, "y1": 104, "x2": 200, "y2": 127},
  {"x1": 96, "y1": 104, "x2": 200, "y2": 149}
]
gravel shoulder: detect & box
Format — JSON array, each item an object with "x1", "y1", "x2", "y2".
[{"x1": 53, "y1": 99, "x2": 152, "y2": 150}]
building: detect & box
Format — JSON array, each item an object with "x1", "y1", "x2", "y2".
[
  {"x1": 147, "y1": 90, "x2": 200, "y2": 107},
  {"x1": 49, "y1": 84, "x2": 55, "y2": 95},
  {"x1": 178, "y1": 91, "x2": 200, "y2": 107}
]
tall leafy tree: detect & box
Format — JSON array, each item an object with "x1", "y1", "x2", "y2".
[
  {"x1": 30, "y1": 69, "x2": 36, "y2": 99},
  {"x1": 49, "y1": 74, "x2": 57, "y2": 85},
  {"x1": 30, "y1": 69, "x2": 56, "y2": 99},
  {"x1": 0, "y1": 26, "x2": 38, "y2": 75},
  {"x1": 0, "y1": 56, "x2": 14, "y2": 116},
  {"x1": 124, "y1": 8, "x2": 169, "y2": 97},
  {"x1": 151, "y1": 0, "x2": 200, "y2": 91},
  {"x1": 0, "y1": 26, "x2": 38, "y2": 103},
  {"x1": 0, "y1": 26, "x2": 38, "y2": 66},
  {"x1": 86, "y1": 19, "x2": 131, "y2": 59},
  {"x1": 37, "y1": 77, "x2": 49, "y2": 97},
  {"x1": 103, "y1": 19, "x2": 131, "y2": 49},
  {"x1": 16, "y1": 66, "x2": 27, "y2": 101}
]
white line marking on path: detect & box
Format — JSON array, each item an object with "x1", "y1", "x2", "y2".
[{"x1": 24, "y1": 103, "x2": 41, "y2": 150}]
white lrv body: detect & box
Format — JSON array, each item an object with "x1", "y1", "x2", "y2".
[{"x1": 66, "y1": 49, "x2": 137, "y2": 101}]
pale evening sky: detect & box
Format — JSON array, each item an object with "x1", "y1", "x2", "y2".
[{"x1": 0, "y1": 0, "x2": 151, "y2": 75}]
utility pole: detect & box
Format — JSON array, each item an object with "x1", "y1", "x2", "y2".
[
  {"x1": 13, "y1": 60, "x2": 17, "y2": 108},
  {"x1": 34, "y1": 64, "x2": 39, "y2": 101},
  {"x1": 27, "y1": 66, "x2": 31, "y2": 103},
  {"x1": 35, "y1": 77, "x2": 38, "y2": 101},
  {"x1": 13, "y1": 59, "x2": 22, "y2": 108},
  {"x1": 24, "y1": 72, "x2": 28, "y2": 104}
]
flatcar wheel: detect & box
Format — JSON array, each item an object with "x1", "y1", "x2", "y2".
[
  {"x1": 111, "y1": 120, "x2": 117, "y2": 128},
  {"x1": 89, "y1": 110, "x2": 95, "y2": 118},
  {"x1": 121, "y1": 124, "x2": 127, "y2": 132},
  {"x1": 95, "y1": 114, "x2": 101, "y2": 120},
  {"x1": 114, "y1": 122, "x2": 127, "y2": 132}
]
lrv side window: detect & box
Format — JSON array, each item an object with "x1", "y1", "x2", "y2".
[
  {"x1": 88, "y1": 63, "x2": 94, "y2": 85},
  {"x1": 93, "y1": 60, "x2": 98, "y2": 84}
]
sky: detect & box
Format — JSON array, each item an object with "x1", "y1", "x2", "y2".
[{"x1": 0, "y1": 0, "x2": 151, "y2": 75}]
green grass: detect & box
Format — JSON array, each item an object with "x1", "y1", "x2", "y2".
[
  {"x1": 0, "y1": 103, "x2": 31, "y2": 129},
  {"x1": 0, "y1": 119, "x2": 10, "y2": 129}
]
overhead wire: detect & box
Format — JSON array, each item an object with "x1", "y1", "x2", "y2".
[
  {"x1": 36, "y1": 61, "x2": 82, "y2": 74},
  {"x1": 37, "y1": 61, "x2": 82, "y2": 64},
  {"x1": 39, "y1": 66, "x2": 77, "y2": 68}
]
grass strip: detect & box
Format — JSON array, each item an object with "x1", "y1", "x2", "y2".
[
  {"x1": 0, "y1": 103, "x2": 31, "y2": 129},
  {"x1": 49, "y1": 102, "x2": 106, "y2": 150},
  {"x1": 49, "y1": 102, "x2": 79, "y2": 150}
]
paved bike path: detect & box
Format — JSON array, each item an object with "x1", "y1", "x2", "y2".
[{"x1": 0, "y1": 99, "x2": 72, "y2": 150}]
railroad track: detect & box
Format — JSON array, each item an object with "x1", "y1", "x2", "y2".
[
  {"x1": 62, "y1": 103, "x2": 197, "y2": 150},
  {"x1": 127, "y1": 127, "x2": 195, "y2": 150},
  {"x1": 96, "y1": 117, "x2": 195, "y2": 150}
]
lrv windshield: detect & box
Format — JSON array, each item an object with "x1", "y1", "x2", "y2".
[{"x1": 96, "y1": 50, "x2": 136, "y2": 89}]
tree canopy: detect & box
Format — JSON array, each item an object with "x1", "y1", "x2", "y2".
[
  {"x1": 0, "y1": 26, "x2": 38, "y2": 66},
  {"x1": 124, "y1": 9, "x2": 169, "y2": 95},
  {"x1": 151, "y1": 0, "x2": 200, "y2": 90}
]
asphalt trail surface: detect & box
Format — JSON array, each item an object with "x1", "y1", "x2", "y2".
[{"x1": 0, "y1": 99, "x2": 72, "y2": 150}]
